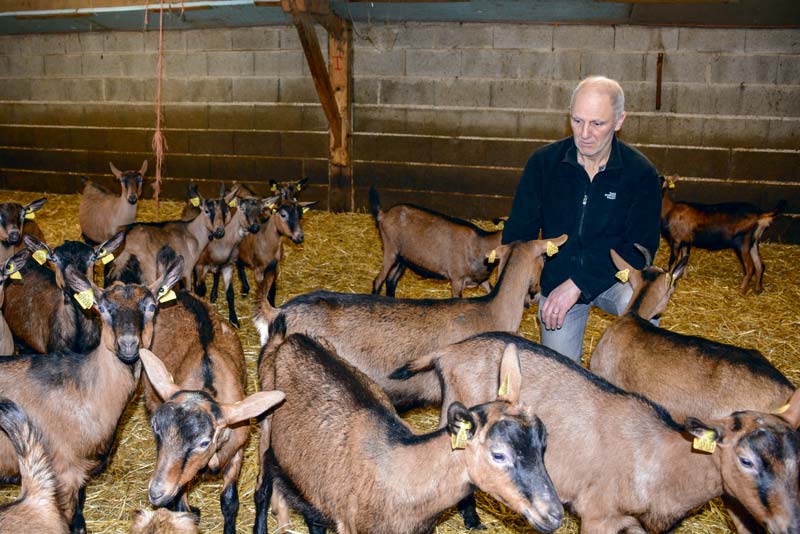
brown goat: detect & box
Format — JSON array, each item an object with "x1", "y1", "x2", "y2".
[
  {"x1": 130, "y1": 509, "x2": 199, "y2": 534},
  {"x1": 254, "y1": 235, "x2": 566, "y2": 412},
  {"x1": 3, "y1": 232, "x2": 125, "y2": 354},
  {"x1": 370, "y1": 187, "x2": 503, "y2": 297},
  {"x1": 79, "y1": 160, "x2": 147, "y2": 245},
  {"x1": 109, "y1": 187, "x2": 232, "y2": 288},
  {"x1": 0, "y1": 258, "x2": 183, "y2": 534},
  {"x1": 254, "y1": 328, "x2": 563, "y2": 534},
  {"x1": 0, "y1": 197, "x2": 47, "y2": 264},
  {"x1": 394, "y1": 333, "x2": 800, "y2": 533},
  {"x1": 0, "y1": 249, "x2": 30, "y2": 355},
  {"x1": 660, "y1": 177, "x2": 785, "y2": 294},
  {"x1": 0, "y1": 396, "x2": 68, "y2": 534}
]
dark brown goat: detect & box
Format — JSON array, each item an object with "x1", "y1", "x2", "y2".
[
  {"x1": 254, "y1": 328, "x2": 563, "y2": 534},
  {"x1": 0, "y1": 397, "x2": 68, "y2": 534},
  {"x1": 0, "y1": 250, "x2": 30, "y2": 355},
  {"x1": 79, "y1": 160, "x2": 147, "y2": 245},
  {"x1": 254, "y1": 235, "x2": 566, "y2": 411},
  {"x1": 660, "y1": 177, "x2": 785, "y2": 294},
  {"x1": 109, "y1": 186, "x2": 232, "y2": 288},
  {"x1": 3, "y1": 232, "x2": 125, "y2": 354},
  {"x1": 0, "y1": 258, "x2": 182, "y2": 534},
  {"x1": 0, "y1": 198, "x2": 47, "y2": 264},
  {"x1": 130, "y1": 509, "x2": 199, "y2": 534},
  {"x1": 370, "y1": 187, "x2": 503, "y2": 297},
  {"x1": 394, "y1": 333, "x2": 800, "y2": 533}
]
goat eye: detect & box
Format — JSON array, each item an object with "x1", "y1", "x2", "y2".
[
  {"x1": 196, "y1": 438, "x2": 211, "y2": 450},
  {"x1": 491, "y1": 451, "x2": 507, "y2": 464},
  {"x1": 280, "y1": 211, "x2": 287, "y2": 219},
  {"x1": 739, "y1": 456, "x2": 755, "y2": 469}
]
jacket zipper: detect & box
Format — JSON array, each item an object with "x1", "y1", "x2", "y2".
[{"x1": 577, "y1": 186, "x2": 589, "y2": 267}]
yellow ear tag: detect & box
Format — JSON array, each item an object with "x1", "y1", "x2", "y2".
[
  {"x1": 692, "y1": 430, "x2": 717, "y2": 454},
  {"x1": 32, "y1": 249, "x2": 47, "y2": 265},
  {"x1": 228, "y1": 199, "x2": 237, "y2": 208},
  {"x1": 498, "y1": 374, "x2": 510, "y2": 397},
  {"x1": 546, "y1": 241, "x2": 559, "y2": 257},
  {"x1": 668, "y1": 179, "x2": 676, "y2": 189},
  {"x1": 190, "y1": 197, "x2": 200, "y2": 207},
  {"x1": 302, "y1": 207, "x2": 310, "y2": 214},
  {"x1": 487, "y1": 249, "x2": 497, "y2": 264},
  {"x1": 296, "y1": 184, "x2": 302, "y2": 191},
  {"x1": 24, "y1": 211, "x2": 35, "y2": 220},
  {"x1": 773, "y1": 403, "x2": 791, "y2": 414},
  {"x1": 101, "y1": 252, "x2": 115, "y2": 265},
  {"x1": 615, "y1": 269, "x2": 629, "y2": 283},
  {"x1": 6, "y1": 262, "x2": 21, "y2": 280},
  {"x1": 157, "y1": 286, "x2": 177, "y2": 304},
  {"x1": 451, "y1": 420, "x2": 472, "y2": 451},
  {"x1": 74, "y1": 289, "x2": 94, "y2": 310}
]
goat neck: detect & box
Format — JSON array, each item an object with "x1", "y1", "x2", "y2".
[{"x1": 484, "y1": 240, "x2": 547, "y2": 332}]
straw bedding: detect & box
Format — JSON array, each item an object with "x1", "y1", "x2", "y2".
[{"x1": 0, "y1": 189, "x2": 797, "y2": 534}]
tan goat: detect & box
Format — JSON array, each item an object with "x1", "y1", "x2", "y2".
[
  {"x1": 130, "y1": 509, "x2": 199, "y2": 534},
  {"x1": 79, "y1": 160, "x2": 147, "y2": 245},
  {"x1": 0, "y1": 198, "x2": 47, "y2": 264}
]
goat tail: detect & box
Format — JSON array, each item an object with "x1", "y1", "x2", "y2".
[
  {"x1": 754, "y1": 199, "x2": 787, "y2": 241},
  {"x1": 369, "y1": 186, "x2": 382, "y2": 223},
  {"x1": 0, "y1": 398, "x2": 58, "y2": 506},
  {"x1": 389, "y1": 352, "x2": 439, "y2": 381}
]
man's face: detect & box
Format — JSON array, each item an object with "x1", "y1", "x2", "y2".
[{"x1": 570, "y1": 88, "x2": 625, "y2": 160}]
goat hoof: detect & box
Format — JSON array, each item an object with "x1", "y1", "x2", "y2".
[{"x1": 230, "y1": 318, "x2": 240, "y2": 329}]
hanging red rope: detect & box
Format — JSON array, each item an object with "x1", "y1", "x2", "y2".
[{"x1": 150, "y1": 3, "x2": 167, "y2": 219}]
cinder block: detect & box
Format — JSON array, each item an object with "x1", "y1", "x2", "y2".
[
  {"x1": 517, "y1": 111, "x2": 570, "y2": 140},
  {"x1": 458, "y1": 109, "x2": 518, "y2": 137},
  {"x1": 278, "y1": 77, "x2": 318, "y2": 103},
  {"x1": 778, "y1": 56, "x2": 800, "y2": 85},
  {"x1": 254, "y1": 50, "x2": 305, "y2": 76},
  {"x1": 104, "y1": 78, "x2": 149, "y2": 102},
  {"x1": 353, "y1": 105, "x2": 407, "y2": 134},
  {"x1": 163, "y1": 104, "x2": 208, "y2": 129},
  {"x1": 614, "y1": 26, "x2": 678, "y2": 52},
  {"x1": 29, "y1": 79, "x2": 65, "y2": 101},
  {"x1": 636, "y1": 114, "x2": 703, "y2": 147},
  {"x1": 391, "y1": 24, "x2": 438, "y2": 49},
  {"x1": 71, "y1": 32, "x2": 104, "y2": 54},
  {"x1": 429, "y1": 137, "x2": 532, "y2": 167},
  {"x1": 433, "y1": 79, "x2": 491, "y2": 108},
  {"x1": 6, "y1": 55, "x2": 44, "y2": 77},
  {"x1": 119, "y1": 53, "x2": 158, "y2": 77},
  {"x1": 209, "y1": 155, "x2": 256, "y2": 180},
  {"x1": 250, "y1": 101, "x2": 306, "y2": 131},
  {"x1": 767, "y1": 118, "x2": 800, "y2": 150},
  {"x1": 654, "y1": 52, "x2": 708, "y2": 83},
  {"x1": 745, "y1": 29, "x2": 800, "y2": 53},
  {"x1": 550, "y1": 80, "x2": 575, "y2": 110},
  {"x1": 490, "y1": 79, "x2": 551, "y2": 109},
  {"x1": 354, "y1": 134, "x2": 431, "y2": 163},
  {"x1": 182, "y1": 78, "x2": 233, "y2": 103},
  {"x1": 379, "y1": 79, "x2": 435, "y2": 106},
  {"x1": 493, "y1": 25, "x2": 552, "y2": 50},
  {"x1": 17, "y1": 34, "x2": 67, "y2": 55},
  {"x1": 740, "y1": 85, "x2": 800, "y2": 117},
  {"x1": 353, "y1": 26, "x2": 403, "y2": 52},
  {"x1": 436, "y1": 24, "x2": 493, "y2": 48},
  {"x1": 354, "y1": 49, "x2": 405, "y2": 76},
  {"x1": 353, "y1": 78, "x2": 379, "y2": 105},
  {"x1": 579, "y1": 51, "x2": 646, "y2": 81},
  {"x1": 82, "y1": 53, "x2": 122, "y2": 77},
  {"x1": 144, "y1": 31, "x2": 185, "y2": 53},
  {"x1": 678, "y1": 28, "x2": 746, "y2": 53},
  {"x1": 405, "y1": 49, "x2": 461, "y2": 77},
  {"x1": 662, "y1": 146, "x2": 731, "y2": 179},
  {"x1": 208, "y1": 104, "x2": 255, "y2": 130},
  {"x1": 617, "y1": 115, "x2": 640, "y2": 143},
  {"x1": 710, "y1": 54, "x2": 779, "y2": 85},
  {"x1": 731, "y1": 149, "x2": 798, "y2": 181},
  {"x1": 164, "y1": 52, "x2": 208, "y2": 77},
  {"x1": 69, "y1": 127, "x2": 107, "y2": 151},
  {"x1": 188, "y1": 131, "x2": 234, "y2": 154},
  {"x1": 406, "y1": 108, "x2": 461, "y2": 136},
  {"x1": 19, "y1": 102, "x2": 84, "y2": 126},
  {"x1": 0, "y1": 36, "x2": 20, "y2": 55},
  {"x1": 518, "y1": 50, "x2": 580, "y2": 81},
  {"x1": 67, "y1": 79, "x2": 104, "y2": 103},
  {"x1": 207, "y1": 51, "x2": 254, "y2": 76},
  {"x1": 103, "y1": 32, "x2": 144, "y2": 53},
  {"x1": 233, "y1": 130, "x2": 281, "y2": 156},
  {"x1": 44, "y1": 54, "x2": 81, "y2": 76},
  {"x1": 279, "y1": 26, "x2": 326, "y2": 51},
  {"x1": 232, "y1": 78, "x2": 279, "y2": 102},
  {"x1": 461, "y1": 49, "x2": 521, "y2": 79},
  {"x1": 279, "y1": 131, "x2": 327, "y2": 157},
  {"x1": 230, "y1": 27, "x2": 280, "y2": 50},
  {"x1": 553, "y1": 25, "x2": 614, "y2": 50},
  {"x1": 671, "y1": 83, "x2": 743, "y2": 115},
  {"x1": 186, "y1": 29, "x2": 232, "y2": 52},
  {"x1": 301, "y1": 105, "x2": 327, "y2": 130},
  {"x1": 702, "y1": 117, "x2": 770, "y2": 149}
]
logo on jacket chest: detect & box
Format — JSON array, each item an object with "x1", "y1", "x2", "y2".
[{"x1": 604, "y1": 192, "x2": 617, "y2": 200}]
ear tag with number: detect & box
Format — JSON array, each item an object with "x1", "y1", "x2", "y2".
[
  {"x1": 96, "y1": 248, "x2": 115, "y2": 265},
  {"x1": 24, "y1": 211, "x2": 35, "y2": 220},
  {"x1": 546, "y1": 241, "x2": 559, "y2": 257},
  {"x1": 487, "y1": 249, "x2": 497, "y2": 264},
  {"x1": 692, "y1": 430, "x2": 717, "y2": 454},
  {"x1": 157, "y1": 286, "x2": 177, "y2": 304},
  {"x1": 668, "y1": 179, "x2": 676, "y2": 189},
  {"x1": 228, "y1": 199, "x2": 237, "y2": 208},
  {"x1": 615, "y1": 269, "x2": 629, "y2": 283},
  {"x1": 451, "y1": 420, "x2": 472, "y2": 450},
  {"x1": 773, "y1": 403, "x2": 791, "y2": 414},
  {"x1": 32, "y1": 250, "x2": 47, "y2": 265},
  {"x1": 74, "y1": 289, "x2": 94, "y2": 310},
  {"x1": 190, "y1": 197, "x2": 200, "y2": 207},
  {"x1": 498, "y1": 374, "x2": 510, "y2": 397}
]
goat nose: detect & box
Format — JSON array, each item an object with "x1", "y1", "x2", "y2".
[
  {"x1": 6, "y1": 230, "x2": 20, "y2": 244},
  {"x1": 214, "y1": 228, "x2": 225, "y2": 239},
  {"x1": 128, "y1": 195, "x2": 138, "y2": 205},
  {"x1": 292, "y1": 232, "x2": 304, "y2": 244},
  {"x1": 249, "y1": 223, "x2": 260, "y2": 233},
  {"x1": 117, "y1": 336, "x2": 139, "y2": 359},
  {"x1": 148, "y1": 484, "x2": 169, "y2": 507}
]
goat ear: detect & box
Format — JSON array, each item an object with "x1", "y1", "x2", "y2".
[
  {"x1": 109, "y1": 162, "x2": 123, "y2": 179},
  {"x1": 1, "y1": 249, "x2": 30, "y2": 283},
  {"x1": 187, "y1": 183, "x2": 203, "y2": 202},
  {"x1": 23, "y1": 234, "x2": 50, "y2": 255},
  {"x1": 670, "y1": 254, "x2": 690, "y2": 284},
  {"x1": 64, "y1": 264, "x2": 102, "y2": 308},
  {"x1": 446, "y1": 402, "x2": 477, "y2": 442},
  {"x1": 296, "y1": 177, "x2": 309, "y2": 190},
  {"x1": 610, "y1": 249, "x2": 643, "y2": 291},
  {"x1": 262, "y1": 195, "x2": 281, "y2": 209},
  {"x1": 23, "y1": 197, "x2": 47, "y2": 214},
  {"x1": 139, "y1": 349, "x2": 180, "y2": 401},
  {"x1": 685, "y1": 417, "x2": 726, "y2": 447},
  {"x1": 776, "y1": 389, "x2": 800, "y2": 429},
  {"x1": 497, "y1": 343, "x2": 522, "y2": 404},
  {"x1": 139, "y1": 159, "x2": 148, "y2": 177},
  {"x1": 150, "y1": 256, "x2": 184, "y2": 301},
  {"x1": 219, "y1": 391, "x2": 285, "y2": 427},
  {"x1": 224, "y1": 186, "x2": 240, "y2": 206},
  {"x1": 93, "y1": 231, "x2": 126, "y2": 262}
]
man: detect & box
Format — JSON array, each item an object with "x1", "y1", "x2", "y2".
[{"x1": 502, "y1": 76, "x2": 661, "y2": 363}]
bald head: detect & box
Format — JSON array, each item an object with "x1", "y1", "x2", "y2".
[{"x1": 570, "y1": 76, "x2": 625, "y2": 121}]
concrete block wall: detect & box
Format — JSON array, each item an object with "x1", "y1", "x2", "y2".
[{"x1": 0, "y1": 22, "x2": 798, "y2": 240}]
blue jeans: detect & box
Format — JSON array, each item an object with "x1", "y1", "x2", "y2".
[{"x1": 538, "y1": 282, "x2": 632, "y2": 364}]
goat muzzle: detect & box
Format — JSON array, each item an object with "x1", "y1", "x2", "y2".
[
  {"x1": 147, "y1": 483, "x2": 176, "y2": 508},
  {"x1": 248, "y1": 223, "x2": 260, "y2": 234},
  {"x1": 291, "y1": 232, "x2": 304, "y2": 244},
  {"x1": 6, "y1": 230, "x2": 20, "y2": 245},
  {"x1": 116, "y1": 336, "x2": 140, "y2": 363},
  {"x1": 213, "y1": 228, "x2": 225, "y2": 240},
  {"x1": 127, "y1": 195, "x2": 138, "y2": 205},
  {"x1": 523, "y1": 506, "x2": 564, "y2": 534}
]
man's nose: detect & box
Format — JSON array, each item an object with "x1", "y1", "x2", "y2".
[{"x1": 581, "y1": 123, "x2": 591, "y2": 138}]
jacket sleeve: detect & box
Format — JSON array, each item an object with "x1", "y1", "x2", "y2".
[{"x1": 502, "y1": 156, "x2": 542, "y2": 245}]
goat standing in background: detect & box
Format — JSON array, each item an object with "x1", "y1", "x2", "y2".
[
  {"x1": 660, "y1": 177, "x2": 785, "y2": 294},
  {"x1": 370, "y1": 186, "x2": 503, "y2": 297},
  {"x1": 255, "y1": 328, "x2": 563, "y2": 534},
  {"x1": 0, "y1": 397, "x2": 68, "y2": 534},
  {"x1": 0, "y1": 198, "x2": 47, "y2": 264},
  {"x1": 79, "y1": 161, "x2": 147, "y2": 245},
  {"x1": 0, "y1": 250, "x2": 30, "y2": 355},
  {"x1": 3, "y1": 232, "x2": 124, "y2": 354}
]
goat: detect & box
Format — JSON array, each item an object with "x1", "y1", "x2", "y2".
[
  {"x1": 254, "y1": 326, "x2": 564, "y2": 534},
  {"x1": 0, "y1": 250, "x2": 30, "y2": 355},
  {"x1": 79, "y1": 160, "x2": 147, "y2": 245},
  {"x1": 3, "y1": 232, "x2": 125, "y2": 354},
  {"x1": 660, "y1": 177, "x2": 785, "y2": 294},
  {"x1": 130, "y1": 509, "x2": 199, "y2": 534},
  {"x1": 0, "y1": 396, "x2": 68, "y2": 534},
  {"x1": 236, "y1": 197, "x2": 314, "y2": 306},
  {"x1": 254, "y1": 235, "x2": 567, "y2": 412},
  {"x1": 0, "y1": 198, "x2": 47, "y2": 264},
  {"x1": 0, "y1": 256, "x2": 183, "y2": 534},
  {"x1": 370, "y1": 186, "x2": 503, "y2": 297},
  {"x1": 393, "y1": 332, "x2": 800, "y2": 533},
  {"x1": 269, "y1": 178, "x2": 308, "y2": 203},
  {"x1": 108, "y1": 185, "x2": 231, "y2": 288}
]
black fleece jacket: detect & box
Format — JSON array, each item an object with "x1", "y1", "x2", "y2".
[{"x1": 502, "y1": 135, "x2": 661, "y2": 302}]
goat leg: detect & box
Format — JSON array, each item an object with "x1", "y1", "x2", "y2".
[
  {"x1": 69, "y1": 486, "x2": 87, "y2": 534},
  {"x1": 253, "y1": 460, "x2": 273, "y2": 534},
  {"x1": 210, "y1": 271, "x2": 221, "y2": 303},
  {"x1": 385, "y1": 261, "x2": 406, "y2": 298},
  {"x1": 236, "y1": 259, "x2": 250, "y2": 296},
  {"x1": 750, "y1": 242, "x2": 765, "y2": 294},
  {"x1": 456, "y1": 493, "x2": 485, "y2": 530}
]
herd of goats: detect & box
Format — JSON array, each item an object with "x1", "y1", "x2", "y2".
[{"x1": 0, "y1": 159, "x2": 792, "y2": 534}]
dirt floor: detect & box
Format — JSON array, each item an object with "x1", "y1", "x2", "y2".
[{"x1": 0, "y1": 189, "x2": 798, "y2": 534}]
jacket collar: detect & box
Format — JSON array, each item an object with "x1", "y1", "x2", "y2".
[{"x1": 562, "y1": 135, "x2": 623, "y2": 171}]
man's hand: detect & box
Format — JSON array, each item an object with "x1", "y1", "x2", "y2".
[{"x1": 541, "y1": 279, "x2": 581, "y2": 330}]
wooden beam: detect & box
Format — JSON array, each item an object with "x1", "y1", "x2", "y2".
[{"x1": 328, "y1": 19, "x2": 353, "y2": 211}]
